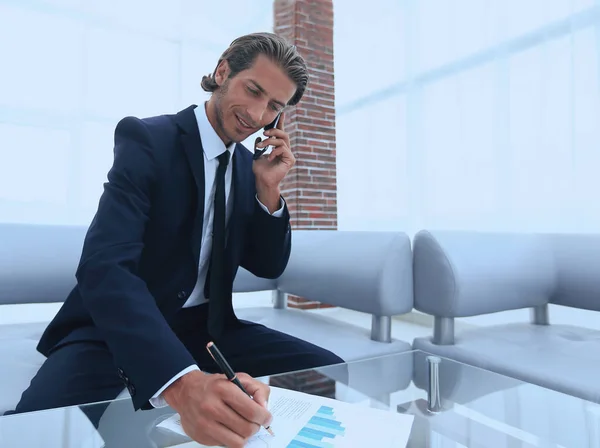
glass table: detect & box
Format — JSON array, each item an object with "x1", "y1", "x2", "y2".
[{"x1": 1, "y1": 349, "x2": 598, "y2": 447}]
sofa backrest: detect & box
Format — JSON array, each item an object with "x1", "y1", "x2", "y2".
[
  {"x1": 1, "y1": 223, "x2": 414, "y2": 317},
  {"x1": 0, "y1": 223, "x2": 85, "y2": 305},
  {"x1": 412, "y1": 230, "x2": 556, "y2": 317},
  {"x1": 0, "y1": 222, "x2": 274, "y2": 305},
  {"x1": 413, "y1": 229, "x2": 600, "y2": 317}
]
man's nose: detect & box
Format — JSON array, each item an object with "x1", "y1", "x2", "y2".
[{"x1": 247, "y1": 104, "x2": 268, "y2": 126}]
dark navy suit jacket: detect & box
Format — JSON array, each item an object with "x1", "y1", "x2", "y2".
[{"x1": 37, "y1": 105, "x2": 292, "y2": 410}]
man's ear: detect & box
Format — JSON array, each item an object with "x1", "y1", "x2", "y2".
[{"x1": 214, "y1": 60, "x2": 230, "y2": 86}]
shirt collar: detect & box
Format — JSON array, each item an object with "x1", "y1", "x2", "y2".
[{"x1": 194, "y1": 102, "x2": 236, "y2": 161}]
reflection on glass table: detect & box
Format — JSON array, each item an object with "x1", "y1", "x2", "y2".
[{"x1": 1, "y1": 350, "x2": 599, "y2": 447}]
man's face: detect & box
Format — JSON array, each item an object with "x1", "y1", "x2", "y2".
[{"x1": 211, "y1": 54, "x2": 296, "y2": 144}]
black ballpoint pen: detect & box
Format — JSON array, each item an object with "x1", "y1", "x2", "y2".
[{"x1": 206, "y1": 341, "x2": 274, "y2": 436}]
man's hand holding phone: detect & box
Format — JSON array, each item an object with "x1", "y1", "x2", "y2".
[
  {"x1": 252, "y1": 112, "x2": 295, "y2": 212},
  {"x1": 163, "y1": 370, "x2": 272, "y2": 448}
]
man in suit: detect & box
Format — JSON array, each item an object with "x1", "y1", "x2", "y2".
[{"x1": 8, "y1": 32, "x2": 343, "y2": 447}]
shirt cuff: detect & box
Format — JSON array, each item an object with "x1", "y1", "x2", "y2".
[
  {"x1": 149, "y1": 365, "x2": 200, "y2": 408},
  {"x1": 255, "y1": 195, "x2": 285, "y2": 217}
]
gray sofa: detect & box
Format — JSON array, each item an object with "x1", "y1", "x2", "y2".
[
  {"x1": 0, "y1": 223, "x2": 414, "y2": 415},
  {"x1": 412, "y1": 229, "x2": 600, "y2": 404}
]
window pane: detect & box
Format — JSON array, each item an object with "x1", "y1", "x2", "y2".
[
  {"x1": 0, "y1": 4, "x2": 83, "y2": 112},
  {"x1": 572, "y1": 28, "x2": 600, "y2": 231},
  {"x1": 337, "y1": 96, "x2": 408, "y2": 231},
  {"x1": 78, "y1": 121, "x2": 116, "y2": 213},
  {"x1": 85, "y1": 27, "x2": 179, "y2": 120},
  {"x1": 421, "y1": 63, "x2": 497, "y2": 228},
  {"x1": 81, "y1": 0, "x2": 183, "y2": 40},
  {"x1": 334, "y1": 0, "x2": 406, "y2": 103},
  {"x1": 0, "y1": 123, "x2": 70, "y2": 217},
  {"x1": 508, "y1": 35, "x2": 573, "y2": 231}
]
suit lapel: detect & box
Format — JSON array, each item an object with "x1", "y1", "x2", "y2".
[{"x1": 175, "y1": 105, "x2": 205, "y2": 264}]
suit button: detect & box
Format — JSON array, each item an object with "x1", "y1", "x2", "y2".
[
  {"x1": 177, "y1": 290, "x2": 188, "y2": 300},
  {"x1": 128, "y1": 383, "x2": 136, "y2": 396}
]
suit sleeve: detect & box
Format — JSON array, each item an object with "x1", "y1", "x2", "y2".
[
  {"x1": 240, "y1": 195, "x2": 292, "y2": 279},
  {"x1": 75, "y1": 116, "x2": 196, "y2": 410}
]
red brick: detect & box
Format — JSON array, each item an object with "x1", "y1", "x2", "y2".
[
  {"x1": 287, "y1": 295, "x2": 336, "y2": 310},
  {"x1": 275, "y1": 0, "x2": 337, "y2": 307},
  {"x1": 269, "y1": 368, "x2": 337, "y2": 398}
]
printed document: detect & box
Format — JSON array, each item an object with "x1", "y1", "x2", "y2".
[{"x1": 158, "y1": 386, "x2": 414, "y2": 447}]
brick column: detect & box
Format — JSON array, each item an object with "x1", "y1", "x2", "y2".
[{"x1": 274, "y1": 0, "x2": 337, "y2": 310}]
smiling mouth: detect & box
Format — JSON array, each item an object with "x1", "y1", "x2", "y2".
[{"x1": 236, "y1": 114, "x2": 254, "y2": 131}]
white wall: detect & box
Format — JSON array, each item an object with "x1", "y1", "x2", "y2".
[
  {"x1": 0, "y1": 0, "x2": 280, "y2": 440},
  {"x1": 335, "y1": 0, "x2": 600, "y2": 236},
  {"x1": 2, "y1": 0, "x2": 600, "y2": 330},
  {"x1": 334, "y1": 0, "x2": 600, "y2": 328},
  {"x1": 0, "y1": 0, "x2": 273, "y2": 227}
]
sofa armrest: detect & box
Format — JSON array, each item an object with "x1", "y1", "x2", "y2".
[
  {"x1": 277, "y1": 230, "x2": 413, "y2": 316},
  {"x1": 232, "y1": 268, "x2": 277, "y2": 292},
  {"x1": 549, "y1": 233, "x2": 600, "y2": 312},
  {"x1": 413, "y1": 230, "x2": 556, "y2": 318}
]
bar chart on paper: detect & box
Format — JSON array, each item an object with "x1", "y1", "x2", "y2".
[
  {"x1": 271, "y1": 388, "x2": 412, "y2": 448},
  {"x1": 287, "y1": 405, "x2": 345, "y2": 447}
]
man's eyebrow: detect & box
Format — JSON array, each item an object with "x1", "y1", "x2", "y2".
[{"x1": 249, "y1": 80, "x2": 286, "y2": 108}]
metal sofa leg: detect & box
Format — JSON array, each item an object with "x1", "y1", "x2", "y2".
[
  {"x1": 371, "y1": 315, "x2": 392, "y2": 343},
  {"x1": 272, "y1": 290, "x2": 287, "y2": 309},
  {"x1": 433, "y1": 317, "x2": 455, "y2": 345},
  {"x1": 530, "y1": 304, "x2": 549, "y2": 325}
]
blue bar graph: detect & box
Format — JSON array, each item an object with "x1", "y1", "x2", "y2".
[{"x1": 287, "y1": 406, "x2": 345, "y2": 448}]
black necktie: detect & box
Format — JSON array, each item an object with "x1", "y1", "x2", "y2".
[{"x1": 205, "y1": 151, "x2": 230, "y2": 339}]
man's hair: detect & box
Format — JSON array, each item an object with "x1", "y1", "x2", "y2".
[{"x1": 201, "y1": 32, "x2": 308, "y2": 106}]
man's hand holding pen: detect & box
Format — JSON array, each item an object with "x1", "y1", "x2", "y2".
[{"x1": 163, "y1": 370, "x2": 272, "y2": 448}]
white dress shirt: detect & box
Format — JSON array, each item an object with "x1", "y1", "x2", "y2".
[{"x1": 147, "y1": 104, "x2": 284, "y2": 407}]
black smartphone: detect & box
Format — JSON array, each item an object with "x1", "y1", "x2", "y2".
[{"x1": 253, "y1": 114, "x2": 281, "y2": 160}]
